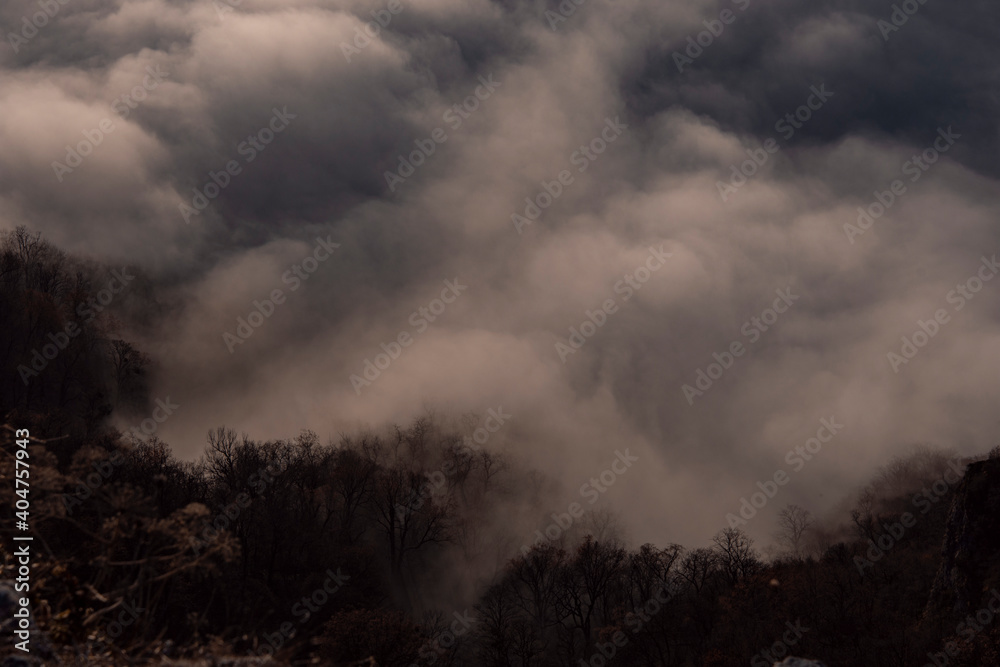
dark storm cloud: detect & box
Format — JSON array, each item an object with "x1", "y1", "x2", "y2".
[
  {"x1": 625, "y1": 0, "x2": 1000, "y2": 178},
  {"x1": 2, "y1": 0, "x2": 1000, "y2": 550}
]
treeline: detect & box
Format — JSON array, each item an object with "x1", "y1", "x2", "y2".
[
  {"x1": 2, "y1": 230, "x2": 1000, "y2": 666},
  {"x1": 6, "y1": 418, "x2": 999, "y2": 666},
  {"x1": 0, "y1": 226, "x2": 151, "y2": 436}
]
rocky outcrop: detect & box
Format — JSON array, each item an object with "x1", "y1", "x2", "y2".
[{"x1": 927, "y1": 457, "x2": 1000, "y2": 617}]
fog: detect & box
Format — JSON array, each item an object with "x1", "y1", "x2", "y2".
[{"x1": 3, "y1": 0, "x2": 1000, "y2": 548}]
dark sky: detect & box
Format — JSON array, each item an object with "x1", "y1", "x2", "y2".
[{"x1": 2, "y1": 0, "x2": 999, "y2": 547}]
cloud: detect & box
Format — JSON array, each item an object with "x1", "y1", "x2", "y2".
[{"x1": 4, "y1": 0, "x2": 1000, "y2": 548}]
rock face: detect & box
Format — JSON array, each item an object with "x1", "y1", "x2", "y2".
[{"x1": 927, "y1": 457, "x2": 1000, "y2": 616}]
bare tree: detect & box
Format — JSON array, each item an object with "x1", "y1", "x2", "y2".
[
  {"x1": 475, "y1": 578, "x2": 519, "y2": 667},
  {"x1": 628, "y1": 542, "x2": 683, "y2": 604},
  {"x1": 370, "y1": 464, "x2": 451, "y2": 600},
  {"x1": 711, "y1": 528, "x2": 760, "y2": 586},
  {"x1": 109, "y1": 339, "x2": 149, "y2": 408},
  {"x1": 554, "y1": 537, "x2": 627, "y2": 644},
  {"x1": 323, "y1": 444, "x2": 378, "y2": 545},
  {"x1": 679, "y1": 547, "x2": 718, "y2": 593},
  {"x1": 478, "y1": 450, "x2": 508, "y2": 490},
  {"x1": 509, "y1": 543, "x2": 567, "y2": 640},
  {"x1": 774, "y1": 504, "x2": 816, "y2": 559}
]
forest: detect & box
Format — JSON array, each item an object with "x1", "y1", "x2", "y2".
[{"x1": 1, "y1": 227, "x2": 999, "y2": 667}]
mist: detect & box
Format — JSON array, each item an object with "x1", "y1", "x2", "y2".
[{"x1": 3, "y1": 0, "x2": 1000, "y2": 552}]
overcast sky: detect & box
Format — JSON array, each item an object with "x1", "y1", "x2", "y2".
[{"x1": 3, "y1": 0, "x2": 999, "y2": 547}]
